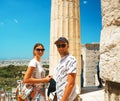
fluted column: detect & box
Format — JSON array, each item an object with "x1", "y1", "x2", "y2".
[{"x1": 49, "y1": 0, "x2": 81, "y2": 91}]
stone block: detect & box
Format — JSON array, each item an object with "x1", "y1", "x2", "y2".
[{"x1": 100, "y1": 26, "x2": 120, "y2": 83}]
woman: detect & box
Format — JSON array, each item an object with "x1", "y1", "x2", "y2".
[
  {"x1": 0, "y1": 89, "x2": 5, "y2": 101},
  {"x1": 23, "y1": 43, "x2": 51, "y2": 101}
]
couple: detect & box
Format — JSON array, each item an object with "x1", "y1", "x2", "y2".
[{"x1": 19, "y1": 37, "x2": 78, "y2": 101}]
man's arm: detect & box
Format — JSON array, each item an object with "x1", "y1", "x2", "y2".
[{"x1": 61, "y1": 73, "x2": 76, "y2": 101}]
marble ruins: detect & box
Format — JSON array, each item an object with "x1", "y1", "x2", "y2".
[
  {"x1": 81, "y1": 43, "x2": 100, "y2": 87},
  {"x1": 100, "y1": 0, "x2": 120, "y2": 101},
  {"x1": 49, "y1": 0, "x2": 120, "y2": 101}
]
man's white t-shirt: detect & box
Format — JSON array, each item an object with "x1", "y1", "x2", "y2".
[{"x1": 56, "y1": 54, "x2": 77, "y2": 101}]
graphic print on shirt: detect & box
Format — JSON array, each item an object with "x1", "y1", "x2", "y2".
[{"x1": 56, "y1": 55, "x2": 77, "y2": 100}]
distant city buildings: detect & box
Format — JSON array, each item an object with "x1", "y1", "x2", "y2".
[{"x1": 0, "y1": 58, "x2": 49, "y2": 67}]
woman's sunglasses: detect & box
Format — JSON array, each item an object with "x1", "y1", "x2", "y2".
[{"x1": 36, "y1": 48, "x2": 45, "y2": 52}]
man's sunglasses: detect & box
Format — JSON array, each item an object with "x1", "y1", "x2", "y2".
[
  {"x1": 56, "y1": 44, "x2": 66, "y2": 48},
  {"x1": 36, "y1": 48, "x2": 45, "y2": 52}
]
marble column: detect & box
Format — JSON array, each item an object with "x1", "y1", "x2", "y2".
[
  {"x1": 100, "y1": 0, "x2": 120, "y2": 101},
  {"x1": 49, "y1": 0, "x2": 81, "y2": 92}
]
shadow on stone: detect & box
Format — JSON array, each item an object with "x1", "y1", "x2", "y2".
[{"x1": 81, "y1": 86, "x2": 104, "y2": 94}]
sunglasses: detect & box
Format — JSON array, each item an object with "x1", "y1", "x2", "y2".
[
  {"x1": 56, "y1": 44, "x2": 66, "y2": 48},
  {"x1": 36, "y1": 48, "x2": 45, "y2": 52}
]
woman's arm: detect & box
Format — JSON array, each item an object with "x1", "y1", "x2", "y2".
[{"x1": 23, "y1": 67, "x2": 51, "y2": 83}]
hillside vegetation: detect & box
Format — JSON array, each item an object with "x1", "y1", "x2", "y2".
[
  {"x1": 0, "y1": 65, "x2": 27, "y2": 91},
  {"x1": 0, "y1": 64, "x2": 49, "y2": 91}
]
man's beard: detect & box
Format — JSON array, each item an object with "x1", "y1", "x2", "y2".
[{"x1": 59, "y1": 51, "x2": 69, "y2": 57}]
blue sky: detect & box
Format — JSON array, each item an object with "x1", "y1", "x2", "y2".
[{"x1": 0, "y1": 0, "x2": 102, "y2": 60}]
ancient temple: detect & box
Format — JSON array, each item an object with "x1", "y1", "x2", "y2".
[
  {"x1": 49, "y1": 0, "x2": 81, "y2": 91},
  {"x1": 81, "y1": 43, "x2": 100, "y2": 87},
  {"x1": 100, "y1": 0, "x2": 120, "y2": 101}
]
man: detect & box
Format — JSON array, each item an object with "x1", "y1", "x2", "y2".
[
  {"x1": 54, "y1": 37, "x2": 77, "y2": 101},
  {"x1": 97, "y1": 55, "x2": 103, "y2": 88}
]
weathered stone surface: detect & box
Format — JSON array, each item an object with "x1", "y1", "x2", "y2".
[
  {"x1": 100, "y1": 26, "x2": 120, "y2": 82},
  {"x1": 105, "y1": 81, "x2": 120, "y2": 101},
  {"x1": 101, "y1": 0, "x2": 120, "y2": 27},
  {"x1": 81, "y1": 44, "x2": 100, "y2": 86},
  {"x1": 101, "y1": 0, "x2": 120, "y2": 100}
]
